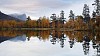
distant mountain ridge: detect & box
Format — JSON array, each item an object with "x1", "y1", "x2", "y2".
[
  {"x1": 0, "y1": 11, "x2": 23, "y2": 21},
  {"x1": 9, "y1": 13, "x2": 27, "y2": 21}
]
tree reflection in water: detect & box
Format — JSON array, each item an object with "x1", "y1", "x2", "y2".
[
  {"x1": 82, "y1": 35, "x2": 90, "y2": 55},
  {"x1": 0, "y1": 30, "x2": 99, "y2": 56},
  {"x1": 50, "y1": 30, "x2": 66, "y2": 48}
]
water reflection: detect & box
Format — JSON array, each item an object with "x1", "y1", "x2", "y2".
[
  {"x1": 10, "y1": 35, "x2": 26, "y2": 42},
  {"x1": 0, "y1": 30, "x2": 100, "y2": 56}
]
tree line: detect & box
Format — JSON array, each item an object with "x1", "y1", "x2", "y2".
[{"x1": 0, "y1": 16, "x2": 99, "y2": 30}]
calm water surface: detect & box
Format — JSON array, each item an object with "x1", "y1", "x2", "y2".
[{"x1": 0, "y1": 31, "x2": 99, "y2": 56}]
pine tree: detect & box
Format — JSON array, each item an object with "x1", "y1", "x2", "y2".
[
  {"x1": 69, "y1": 10, "x2": 75, "y2": 20},
  {"x1": 82, "y1": 4, "x2": 90, "y2": 23},
  {"x1": 92, "y1": 0, "x2": 100, "y2": 16}
]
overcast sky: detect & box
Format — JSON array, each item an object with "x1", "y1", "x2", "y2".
[{"x1": 0, "y1": 0, "x2": 94, "y2": 20}]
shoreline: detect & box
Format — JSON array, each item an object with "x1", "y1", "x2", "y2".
[{"x1": 0, "y1": 28, "x2": 99, "y2": 31}]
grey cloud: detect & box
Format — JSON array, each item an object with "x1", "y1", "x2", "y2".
[
  {"x1": 0, "y1": 0, "x2": 93, "y2": 20},
  {"x1": 0, "y1": 0, "x2": 70, "y2": 9},
  {"x1": 0, "y1": 0, "x2": 71, "y2": 17},
  {"x1": 36, "y1": 0, "x2": 70, "y2": 9}
]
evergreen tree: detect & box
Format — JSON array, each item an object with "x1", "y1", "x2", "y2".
[{"x1": 82, "y1": 4, "x2": 90, "y2": 23}]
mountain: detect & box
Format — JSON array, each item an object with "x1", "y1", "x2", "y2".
[
  {"x1": 0, "y1": 11, "x2": 22, "y2": 21},
  {"x1": 9, "y1": 13, "x2": 27, "y2": 21}
]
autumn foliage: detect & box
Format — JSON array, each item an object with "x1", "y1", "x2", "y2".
[{"x1": 0, "y1": 16, "x2": 99, "y2": 31}]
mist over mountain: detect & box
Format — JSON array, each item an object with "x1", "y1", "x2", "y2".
[
  {"x1": 0, "y1": 11, "x2": 22, "y2": 21},
  {"x1": 9, "y1": 13, "x2": 27, "y2": 21}
]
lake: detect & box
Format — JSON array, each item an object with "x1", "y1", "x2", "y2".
[{"x1": 0, "y1": 30, "x2": 100, "y2": 56}]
